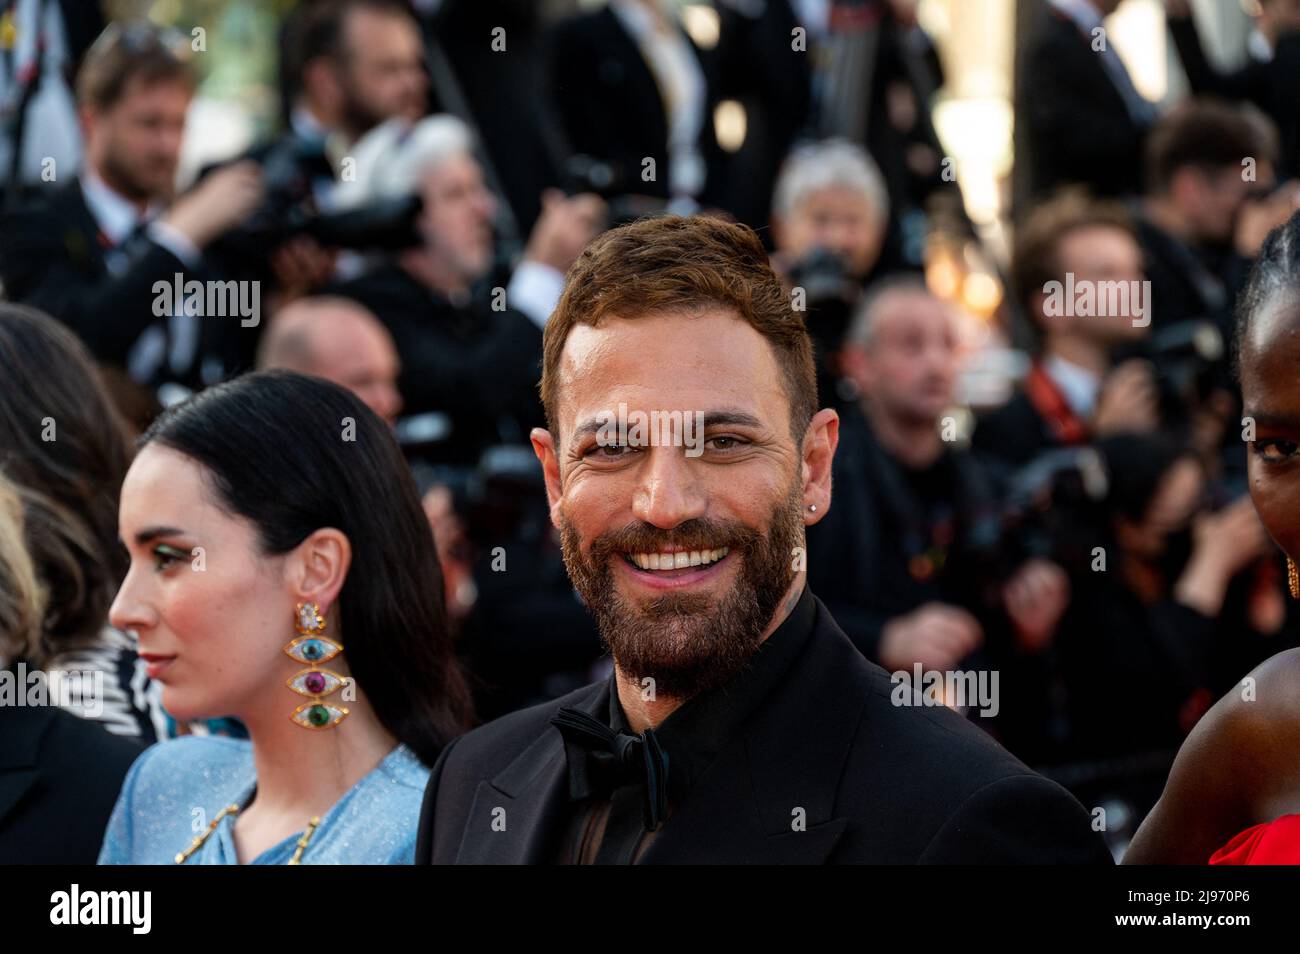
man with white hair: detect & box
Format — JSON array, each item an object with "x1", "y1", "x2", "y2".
[
  {"x1": 330, "y1": 114, "x2": 604, "y2": 465},
  {"x1": 771, "y1": 138, "x2": 891, "y2": 283},
  {"x1": 769, "y1": 138, "x2": 900, "y2": 408}
]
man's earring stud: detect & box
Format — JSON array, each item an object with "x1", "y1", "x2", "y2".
[{"x1": 808, "y1": 504, "x2": 817, "y2": 512}]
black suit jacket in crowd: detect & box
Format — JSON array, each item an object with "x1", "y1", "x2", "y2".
[
  {"x1": 0, "y1": 180, "x2": 189, "y2": 369},
  {"x1": 0, "y1": 695, "x2": 143, "y2": 865},
  {"x1": 1016, "y1": 6, "x2": 1149, "y2": 202},
  {"x1": 806, "y1": 403, "x2": 1003, "y2": 664},
  {"x1": 0, "y1": 178, "x2": 240, "y2": 387},
  {"x1": 546, "y1": 5, "x2": 723, "y2": 206},
  {"x1": 1169, "y1": 16, "x2": 1300, "y2": 180},
  {"x1": 415, "y1": 592, "x2": 1113, "y2": 864},
  {"x1": 328, "y1": 263, "x2": 544, "y2": 467}
]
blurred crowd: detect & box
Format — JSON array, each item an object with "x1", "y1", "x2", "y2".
[{"x1": 3, "y1": 0, "x2": 1300, "y2": 859}]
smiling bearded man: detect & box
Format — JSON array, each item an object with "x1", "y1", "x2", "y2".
[{"x1": 416, "y1": 214, "x2": 1113, "y2": 866}]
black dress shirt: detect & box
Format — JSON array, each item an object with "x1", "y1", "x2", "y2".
[{"x1": 556, "y1": 585, "x2": 817, "y2": 864}]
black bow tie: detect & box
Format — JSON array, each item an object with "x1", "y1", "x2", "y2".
[{"x1": 551, "y1": 707, "x2": 670, "y2": 831}]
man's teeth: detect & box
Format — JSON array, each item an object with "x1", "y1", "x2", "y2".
[{"x1": 629, "y1": 547, "x2": 730, "y2": 570}]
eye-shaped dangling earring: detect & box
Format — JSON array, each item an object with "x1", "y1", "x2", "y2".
[{"x1": 284, "y1": 602, "x2": 350, "y2": 729}]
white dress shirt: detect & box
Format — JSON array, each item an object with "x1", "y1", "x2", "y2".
[
  {"x1": 610, "y1": 0, "x2": 708, "y2": 202},
  {"x1": 80, "y1": 172, "x2": 202, "y2": 383}
]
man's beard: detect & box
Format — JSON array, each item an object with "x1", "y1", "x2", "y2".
[
  {"x1": 340, "y1": 91, "x2": 386, "y2": 142},
  {"x1": 101, "y1": 148, "x2": 171, "y2": 204},
  {"x1": 559, "y1": 483, "x2": 805, "y2": 701}
]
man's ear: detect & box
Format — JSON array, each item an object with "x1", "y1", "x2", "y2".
[
  {"x1": 78, "y1": 105, "x2": 98, "y2": 142},
  {"x1": 531, "y1": 426, "x2": 565, "y2": 529},
  {"x1": 286, "y1": 527, "x2": 352, "y2": 618},
  {"x1": 801, "y1": 408, "x2": 839, "y2": 525}
]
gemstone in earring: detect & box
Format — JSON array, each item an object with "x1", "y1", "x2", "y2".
[
  {"x1": 284, "y1": 635, "x2": 342, "y2": 665},
  {"x1": 291, "y1": 702, "x2": 349, "y2": 729},
  {"x1": 286, "y1": 668, "x2": 347, "y2": 698},
  {"x1": 295, "y1": 602, "x2": 326, "y2": 634}
]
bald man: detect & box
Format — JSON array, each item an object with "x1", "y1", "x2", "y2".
[
  {"x1": 805, "y1": 278, "x2": 1068, "y2": 706},
  {"x1": 258, "y1": 296, "x2": 403, "y2": 425}
]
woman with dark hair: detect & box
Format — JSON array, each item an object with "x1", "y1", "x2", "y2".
[
  {"x1": 99, "y1": 371, "x2": 473, "y2": 864},
  {"x1": 0, "y1": 303, "x2": 165, "y2": 740},
  {"x1": 1128, "y1": 210, "x2": 1300, "y2": 864}
]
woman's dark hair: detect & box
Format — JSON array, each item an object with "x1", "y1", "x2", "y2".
[
  {"x1": 141, "y1": 370, "x2": 472, "y2": 763},
  {"x1": 1097, "y1": 433, "x2": 1199, "y2": 525},
  {"x1": 0, "y1": 304, "x2": 131, "y2": 663},
  {"x1": 1233, "y1": 210, "x2": 1300, "y2": 378}
]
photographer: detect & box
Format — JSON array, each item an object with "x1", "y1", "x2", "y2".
[
  {"x1": 1003, "y1": 434, "x2": 1272, "y2": 814},
  {"x1": 1136, "y1": 99, "x2": 1295, "y2": 335},
  {"x1": 972, "y1": 191, "x2": 1156, "y2": 478},
  {"x1": 770, "y1": 138, "x2": 900, "y2": 406},
  {"x1": 806, "y1": 278, "x2": 1070, "y2": 676},
  {"x1": 328, "y1": 115, "x2": 604, "y2": 468},
  {"x1": 0, "y1": 24, "x2": 264, "y2": 392},
  {"x1": 201, "y1": 0, "x2": 436, "y2": 314}
]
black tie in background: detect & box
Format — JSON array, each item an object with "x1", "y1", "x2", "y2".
[{"x1": 551, "y1": 707, "x2": 669, "y2": 832}]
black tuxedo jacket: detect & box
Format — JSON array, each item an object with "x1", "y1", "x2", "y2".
[
  {"x1": 0, "y1": 179, "x2": 234, "y2": 386},
  {"x1": 1016, "y1": 7, "x2": 1148, "y2": 200},
  {"x1": 971, "y1": 387, "x2": 1061, "y2": 479},
  {"x1": 546, "y1": 5, "x2": 722, "y2": 205},
  {"x1": 416, "y1": 594, "x2": 1113, "y2": 864},
  {"x1": 0, "y1": 698, "x2": 143, "y2": 865}
]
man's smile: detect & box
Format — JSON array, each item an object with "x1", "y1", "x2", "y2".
[{"x1": 617, "y1": 546, "x2": 735, "y2": 589}]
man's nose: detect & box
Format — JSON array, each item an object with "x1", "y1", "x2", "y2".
[{"x1": 631, "y1": 446, "x2": 707, "y2": 530}]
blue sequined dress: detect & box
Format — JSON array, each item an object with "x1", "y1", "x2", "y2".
[{"x1": 97, "y1": 736, "x2": 430, "y2": 864}]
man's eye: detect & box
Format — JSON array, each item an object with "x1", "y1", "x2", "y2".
[
  {"x1": 1255, "y1": 439, "x2": 1300, "y2": 463},
  {"x1": 707, "y1": 436, "x2": 748, "y2": 451},
  {"x1": 588, "y1": 443, "x2": 638, "y2": 459}
]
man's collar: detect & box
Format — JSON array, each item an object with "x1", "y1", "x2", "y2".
[
  {"x1": 608, "y1": 583, "x2": 817, "y2": 801},
  {"x1": 1042, "y1": 352, "x2": 1102, "y2": 419},
  {"x1": 290, "y1": 104, "x2": 332, "y2": 143},
  {"x1": 80, "y1": 171, "x2": 159, "y2": 245}
]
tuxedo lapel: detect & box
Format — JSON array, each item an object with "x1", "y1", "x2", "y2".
[{"x1": 455, "y1": 681, "x2": 609, "y2": 864}]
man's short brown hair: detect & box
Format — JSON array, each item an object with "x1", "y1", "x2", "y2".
[
  {"x1": 1011, "y1": 189, "x2": 1137, "y2": 321},
  {"x1": 1145, "y1": 99, "x2": 1276, "y2": 195},
  {"x1": 540, "y1": 215, "x2": 818, "y2": 443},
  {"x1": 76, "y1": 24, "x2": 195, "y2": 113}
]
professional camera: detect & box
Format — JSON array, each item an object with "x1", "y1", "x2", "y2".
[
  {"x1": 785, "y1": 247, "x2": 863, "y2": 406},
  {"x1": 560, "y1": 153, "x2": 667, "y2": 229},
  {"x1": 1136, "y1": 319, "x2": 1225, "y2": 426},
  {"x1": 214, "y1": 136, "x2": 425, "y2": 276}
]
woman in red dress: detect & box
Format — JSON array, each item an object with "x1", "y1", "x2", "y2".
[{"x1": 1126, "y1": 211, "x2": 1300, "y2": 865}]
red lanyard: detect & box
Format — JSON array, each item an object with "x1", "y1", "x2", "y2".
[{"x1": 1025, "y1": 361, "x2": 1089, "y2": 445}]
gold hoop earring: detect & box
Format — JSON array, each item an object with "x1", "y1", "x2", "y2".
[
  {"x1": 1289, "y1": 558, "x2": 1299, "y2": 600},
  {"x1": 284, "y1": 602, "x2": 350, "y2": 729}
]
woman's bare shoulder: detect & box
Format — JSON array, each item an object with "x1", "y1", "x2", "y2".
[{"x1": 1125, "y1": 648, "x2": 1300, "y2": 864}]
